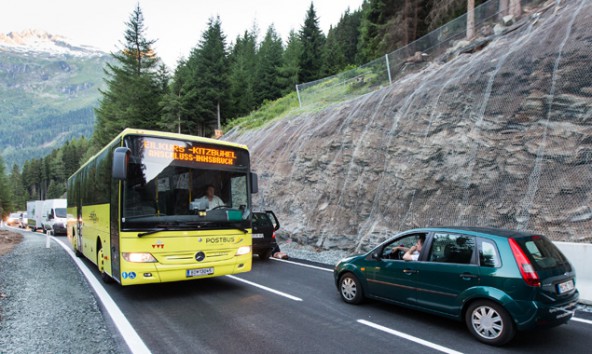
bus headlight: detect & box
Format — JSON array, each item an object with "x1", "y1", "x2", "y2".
[
  {"x1": 122, "y1": 252, "x2": 157, "y2": 263},
  {"x1": 235, "y1": 246, "x2": 251, "y2": 256}
]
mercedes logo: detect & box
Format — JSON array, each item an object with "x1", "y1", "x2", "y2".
[{"x1": 195, "y1": 251, "x2": 205, "y2": 262}]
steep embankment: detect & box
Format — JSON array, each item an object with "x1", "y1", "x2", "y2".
[{"x1": 226, "y1": 0, "x2": 592, "y2": 252}]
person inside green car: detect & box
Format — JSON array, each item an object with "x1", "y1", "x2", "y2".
[{"x1": 392, "y1": 234, "x2": 425, "y2": 260}]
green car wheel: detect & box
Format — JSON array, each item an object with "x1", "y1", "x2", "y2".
[
  {"x1": 339, "y1": 273, "x2": 364, "y2": 304},
  {"x1": 465, "y1": 300, "x2": 516, "y2": 346}
]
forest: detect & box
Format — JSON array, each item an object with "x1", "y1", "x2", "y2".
[{"x1": 1, "y1": 0, "x2": 514, "y2": 217}]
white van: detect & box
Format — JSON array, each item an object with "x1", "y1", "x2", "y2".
[
  {"x1": 26, "y1": 200, "x2": 45, "y2": 232},
  {"x1": 41, "y1": 199, "x2": 67, "y2": 235}
]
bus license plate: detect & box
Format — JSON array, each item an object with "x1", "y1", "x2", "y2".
[
  {"x1": 252, "y1": 233, "x2": 264, "y2": 239},
  {"x1": 186, "y1": 268, "x2": 214, "y2": 278},
  {"x1": 557, "y1": 279, "x2": 574, "y2": 294}
]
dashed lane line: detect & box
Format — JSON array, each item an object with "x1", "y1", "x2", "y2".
[
  {"x1": 572, "y1": 317, "x2": 592, "y2": 325},
  {"x1": 226, "y1": 275, "x2": 303, "y2": 301},
  {"x1": 358, "y1": 319, "x2": 463, "y2": 354},
  {"x1": 53, "y1": 237, "x2": 152, "y2": 354}
]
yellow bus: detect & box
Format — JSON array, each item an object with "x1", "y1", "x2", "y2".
[{"x1": 66, "y1": 128, "x2": 258, "y2": 285}]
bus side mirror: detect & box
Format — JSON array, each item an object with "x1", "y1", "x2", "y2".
[
  {"x1": 250, "y1": 172, "x2": 258, "y2": 194},
  {"x1": 112, "y1": 147, "x2": 131, "y2": 180}
]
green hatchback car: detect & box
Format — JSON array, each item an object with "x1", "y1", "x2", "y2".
[{"x1": 334, "y1": 227, "x2": 579, "y2": 346}]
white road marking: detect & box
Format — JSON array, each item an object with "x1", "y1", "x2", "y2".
[
  {"x1": 572, "y1": 317, "x2": 592, "y2": 325},
  {"x1": 226, "y1": 275, "x2": 303, "y2": 301},
  {"x1": 270, "y1": 257, "x2": 333, "y2": 272},
  {"x1": 358, "y1": 319, "x2": 463, "y2": 354},
  {"x1": 53, "y1": 237, "x2": 152, "y2": 354}
]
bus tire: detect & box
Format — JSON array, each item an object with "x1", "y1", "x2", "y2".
[
  {"x1": 73, "y1": 229, "x2": 83, "y2": 257},
  {"x1": 97, "y1": 248, "x2": 113, "y2": 284}
]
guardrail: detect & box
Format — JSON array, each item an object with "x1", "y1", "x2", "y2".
[{"x1": 555, "y1": 242, "x2": 592, "y2": 305}]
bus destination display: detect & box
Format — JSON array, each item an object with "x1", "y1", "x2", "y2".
[{"x1": 143, "y1": 139, "x2": 237, "y2": 166}]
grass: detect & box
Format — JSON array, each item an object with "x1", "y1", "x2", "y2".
[{"x1": 224, "y1": 91, "x2": 302, "y2": 131}]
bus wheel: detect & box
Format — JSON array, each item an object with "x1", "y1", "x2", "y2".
[
  {"x1": 97, "y1": 248, "x2": 113, "y2": 284},
  {"x1": 73, "y1": 236, "x2": 82, "y2": 257}
]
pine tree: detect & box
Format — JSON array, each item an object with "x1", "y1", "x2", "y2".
[
  {"x1": 9, "y1": 164, "x2": 27, "y2": 210},
  {"x1": 0, "y1": 156, "x2": 13, "y2": 218},
  {"x1": 357, "y1": 0, "x2": 385, "y2": 63},
  {"x1": 334, "y1": 8, "x2": 362, "y2": 66},
  {"x1": 278, "y1": 30, "x2": 302, "y2": 94},
  {"x1": 322, "y1": 25, "x2": 346, "y2": 76},
  {"x1": 182, "y1": 17, "x2": 230, "y2": 136},
  {"x1": 160, "y1": 60, "x2": 191, "y2": 133},
  {"x1": 227, "y1": 30, "x2": 258, "y2": 118},
  {"x1": 298, "y1": 3, "x2": 326, "y2": 83},
  {"x1": 254, "y1": 25, "x2": 285, "y2": 104},
  {"x1": 94, "y1": 3, "x2": 163, "y2": 149},
  {"x1": 358, "y1": 0, "x2": 429, "y2": 62}
]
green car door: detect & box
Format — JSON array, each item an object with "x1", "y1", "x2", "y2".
[
  {"x1": 414, "y1": 232, "x2": 479, "y2": 316},
  {"x1": 365, "y1": 233, "x2": 426, "y2": 305}
]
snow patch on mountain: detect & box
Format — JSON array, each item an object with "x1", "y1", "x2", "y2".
[{"x1": 0, "y1": 29, "x2": 106, "y2": 57}]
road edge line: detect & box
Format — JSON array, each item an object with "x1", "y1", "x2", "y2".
[
  {"x1": 53, "y1": 236, "x2": 151, "y2": 354},
  {"x1": 270, "y1": 257, "x2": 333, "y2": 272}
]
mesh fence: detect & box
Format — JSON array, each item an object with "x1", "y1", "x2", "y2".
[{"x1": 296, "y1": 0, "x2": 548, "y2": 107}]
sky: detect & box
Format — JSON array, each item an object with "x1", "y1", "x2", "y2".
[{"x1": 0, "y1": 0, "x2": 364, "y2": 68}]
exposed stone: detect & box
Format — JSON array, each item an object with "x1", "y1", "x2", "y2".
[{"x1": 503, "y1": 15, "x2": 515, "y2": 26}]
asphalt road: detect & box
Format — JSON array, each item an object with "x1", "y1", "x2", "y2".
[{"x1": 44, "y1": 235, "x2": 592, "y2": 354}]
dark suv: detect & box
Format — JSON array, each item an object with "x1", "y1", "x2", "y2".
[
  {"x1": 334, "y1": 227, "x2": 579, "y2": 346},
  {"x1": 252, "y1": 211, "x2": 280, "y2": 260}
]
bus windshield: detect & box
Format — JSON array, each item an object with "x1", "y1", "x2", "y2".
[{"x1": 121, "y1": 135, "x2": 251, "y2": 231}]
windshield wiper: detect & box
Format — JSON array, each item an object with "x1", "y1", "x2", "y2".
[{"x1": 138, "y1": 227, "x2": 170, "y2": 238}]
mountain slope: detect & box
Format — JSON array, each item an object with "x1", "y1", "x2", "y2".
[
  {"x1": 225, "y1": 0, "x2": 592, "y2": 250},
  {"x1": 0, "y1": 30, "x2": 111, "y2": 167}
]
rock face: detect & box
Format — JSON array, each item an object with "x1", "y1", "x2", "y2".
[{"x1": 226, "y1": 0, "x2": 592, "y2": 252}]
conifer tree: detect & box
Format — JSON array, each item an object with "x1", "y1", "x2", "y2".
[
  {"x1": 254, "y1": 25, "x2": 285, "y2": 104},
  {"x1": 227, "y1": 30, "x2": 258, "y2": 118},
  {"x1": 298, "y1": 3, "x2": 326, "y2": 83},
  {"x1": 9, "y1": 164, "x2": 27, "y2": 210},
  {"x1": 278, "y1": 30, "x2": 302, "y2": 94},
  {"x1": 335, "y1": 8, "x2": 362, "y2": 66},
  {"x1": 182, "y1": 17, "x2": 230, "y2": 136},
  {"x1": 0, "y1": 156, "x2": 13, "y2": 218},
  {"x1": 159, "y1": 60, "x2": 193, "y2": 133},
  {"x1": 358, "y1": 0, "x2": 431, "y2": 62},
  {"x1": 93, "y1": 4, "x2": 163, "y2": 149},
  {"x1": 322, "y1": 25, "x2": 346, "y2": 76}
]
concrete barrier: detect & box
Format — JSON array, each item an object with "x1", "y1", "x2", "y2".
[{"x1": 555, "y1": 242, "x2": 592, "y2": 305}]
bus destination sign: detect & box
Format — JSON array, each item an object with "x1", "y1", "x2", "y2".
[{"x1": 143, "y1": 139, "x2": 237, "y2": 166}]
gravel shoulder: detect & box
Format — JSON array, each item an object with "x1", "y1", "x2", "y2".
[{"x1": 0, "y1": 228, "x2": 121, "y2": 353}]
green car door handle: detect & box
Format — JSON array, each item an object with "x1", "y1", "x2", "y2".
[
  {"x1": 459, "y1": 273, "x2": 478, "y2": 280},
  {"x1": 403, "y1": 269, "x2": 419, "y2": 275}
]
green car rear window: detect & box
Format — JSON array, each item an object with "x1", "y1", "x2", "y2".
[{"x1": 515, "y1": 236, "x2": 569, "y2": 270}]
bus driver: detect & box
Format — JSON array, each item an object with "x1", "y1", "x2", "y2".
[{"x1": 193, "y1": 185, "x2": 224, "y2": 211}]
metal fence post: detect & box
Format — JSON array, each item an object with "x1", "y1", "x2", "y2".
[
  {"x1": 296, "y1": 84, "x2": 303, "y2": 108},
  {"x1": 385, "y1": 54, "x2": 392, "y2": 85}
]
